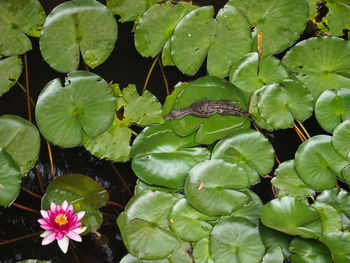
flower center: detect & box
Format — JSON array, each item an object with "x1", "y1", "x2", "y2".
[{"x1": 54, "y1": 214, "x2": 68, "y2": 226}]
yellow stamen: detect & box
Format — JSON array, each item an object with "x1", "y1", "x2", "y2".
[{"x1": 54, "y1": 214, "x2": 68, "y2": 226}]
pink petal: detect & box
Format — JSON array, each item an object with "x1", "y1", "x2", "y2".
[
  {"x1": 62, "y1": 201, "x2": 68, "y2": 211},
  {"x1": 56, "y1": 232, "x2": 64, "y2": 240},
  {"x1": 68, "y1": 222, "x2": 81, "y2": 231},
  {"x1": 57, "y1": 236, "x2": 69, "y2": 253},
  {"x1": 40, "y1": 230, "x2": 51, "y2": 238},
  {"x1": 66, "y1": 205, "x2": 74, "y2": 217},
  {"x1": 42, "y1": 232, "x2": 56, "y2": 245},
  {"x1": 50, "y1": 202, "x2": 57, "y2": 212},
  {"x1": 67, "y1": 231, "x2": 82, "y2": 242},
  {"x1": 40, "y1": 224, "x2": 57, "y2": 231},
  {"x1": 73, "y1": 227, "x2": 86, "y2": 234},
  {"x1": 37, "y1": 219, "x2": 47, "y2": 224},
  {"x1": 56, "y1": 204, "x2": 62, "y2": 213},
  {"x1": 75, "y1": 211, "x2": 85, "y2": 221},
  {"x1": 40, "y1": 210, "x2": 49, "y2": 219}
]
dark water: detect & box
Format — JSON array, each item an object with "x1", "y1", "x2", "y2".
[{"x1": 0, "y1": 0, "x2": 330, "y2": 262}]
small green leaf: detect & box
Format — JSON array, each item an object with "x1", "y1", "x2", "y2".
[
  {"x1": 316, "y1": 188, "x2": 350, "y2": 218},
  {"x1": 193, "y1": 238, "x2": 214, "y2": 263},
  {"x1": 262, "y1": 245, "x2": 284, "y2": 263},
  {"x1": 333, "y1": 120, "x2": 350, "y2": 160},
  {"x1": 0, "y1": 56, "x2": 22, "y2": 96},
  {"x1": 319, "y1": 232, "x2": 350, "y2": 263},
  {"x1": 289, "y1": 237, "x2": 332, "y2": 263}
]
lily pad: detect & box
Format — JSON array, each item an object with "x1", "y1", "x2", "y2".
[
  {"x1": 83, "y1": 118, "x2": 132, "y2": 162},
  {"x1": 0, "y1": 56, "x2": 22, "y2": 96},
  {"x1": 319, "y1": 232, "x2": 350, "y2": 263},
  {"x1": 169, "y1": 76, "x2": 249, "y2": 144},
  {"x1": 184, "y1": 159, "x2": 249, "y2": 216},
  {"x1": 283, "y1": 37, "x2": 350, "y2": 99},
  {"x1": 0, "y1": 0, "x2": 45, "y2": 56},
  {"x1": 35, "y1": 71, "x2": 116, "y2": 148},
  {"x1": 295, "y1": 135, "x2": 349, "y2": 190},
  {"x1": 248, "y1": 88, "x2": 274, "y2": 130},
  {"x1": 42, "y1": 174, "x2": 109, "y2": 234},
  {"x1": 134, "y1": 180, "x2": 179, "y2": 195},
  {"x1": 131, "y1": 122, "x2": 210, "y2": 189},
  {"x1": 333, "y1": 120, "x2": 350, "y2": 160},
  {"x1": 169, "y1": 198, "x2": 217, "y2": 242},
  {"x1": 311, "y1": 202, "x2": 342, "y2": 233},
  {"x1": 260, "y1": 196, "x2": 322, "y2": 238},
  {"x1": 272, "y1": 160, "x2": 314, "y2": 199},
  {"x1": 209, "y1": 217, "x2": 265, "y2": 263},
  {"x1": 315, "y1": 88, "x2": 350, "y2": 133},
  {"x1": 117, "y1": 191, "x2": 181, "y2": 260},
  {"x1": 193, "y1": 238, "x2": 214, "y2": 263},
  {"x1": 261, "y1": 246, "x2": 284, "y2": 263},
  {"x1": 211, "y1": 128, "x2": 275, "y2": 184},
  {"x1": 316, "y1": 188, "x2": 350, "y2": 219},
  {"x1": 289, "y1": 237, "x2": 332, "y2": 263},
  {"x1": 227, "y1": 0, "x2": 309, "y2": 55},
  {"x1": 229, "y1": 53, "x2": 289, "y2": 101},
  {"x1": 257, "y1": 80, "x2": 314, "y2": 129},
  {"x1": 40, "y1": 0, "x2": 118, "y2": 72}
]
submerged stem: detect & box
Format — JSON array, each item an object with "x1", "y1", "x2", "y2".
[
  {"x1": 46, "y1": 141, "x2": 55, "y2": 180},
  {"x1": 21, "y1": 186, "x2": 41, "y2": 199},
  {"x1": 293, "y1": 123, "x2": 306, "y2": 142},
  {"x1": 17, "y1": 81, "x2": 35, "y2": 107},
  {"x1": 109, "y1": 162, "x2": 133, "y2": 197},
  {"x1": 297, "y1": 120, "x2": 311, "y2": 139},
  {"x1": 35, "y1": 166, "x2": 45, "y2": 194},
  {"x1": 107, "y1": 200, "x2": 125, "y2": 209},
  {"x1": 12, "y1": 202, "x2": 40, "y2": 214},
  {"x1": 0, "y1": 231, "x2": 42, "y2": 246},
  {"x1": 24, "y1": 54, "x2": 32, "y2": 123},
  {"x1": 158, "y1": 58, "x2": 169, "y2": 96},
  {"x1": 142, "y1": 55, "x2": 159, "y2": 95}
]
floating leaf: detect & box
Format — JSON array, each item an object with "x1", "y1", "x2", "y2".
[
  {"x1": 248, "y1": 88, "x2": 274, "y2": 130},
  {"x1": 209, "y1": 217, "x2": 265, "y2": 263},
  {"x1": 131, "y1": 122, "x2": 210, "y2": 189},
  {"x1": 117, "y1": 191, "x2": 181, "y2": 260},
  {"x1": 0, "y1": 0, "x2": 45, "y2": 56},
  {"x1": 315, "y1": 89, "x2": 350, "y2": 133},
  {"x1": 272, "y1": 160, "x2": 314, "y2": 199},
  {"x1": 319, "y1": 232, "x2": 350, "y2": 263},
  {"x1": 134, "y1": 1, "x2": 196, "y2": 57},
  {"x1": 289, "y1": 237, "x2": 332, "y2": 263},
  {"x1": 184, "y1": 160, "x2": 249, "y2": 216},
  {"x1": 35, "y1": 71, "x2": 116, "y2": 148},
  {"x1": 229, "y1": 53, "x2": 289, "y2": 101},
  {"x1": 311, "y1": 202, "x2": 342, "y2": 233},
  {"x1": 161, "y1": 39, "x2": 175, "y2": 66},
  {"x1": 0, "y1": 56, "x2": 22, "y2": 96},
  {"x1": 212, "y1": 128, "x2": 275, "y2": 184},
  {"x1": 283, "y1": 37, "x2": 350, "y2": 99},
  {"x1": 42, "y1": 174, "x2": 109, "y2": 234},
  {"x1": 83, "y1": 118, "x2": 131, "y2": 162},
  {"x1": 193, "y1": 238, "x2": 214, "y2": 263},
  {"x1": 40, "y1": 0, "x2": 118, "y2": 72},
  {"x1": 295, "y1": 135, "x2": 349, "y2": 190},
  {"x1": 134, "y1": 179, "x2": 179, "y2": 195},
  {"x1": 333, "y1": 120, "x2": 350, "y2": 160},
  {"x1": 169, "y1": 76, "x2": 249, "y2": 144},
  {"x1": 260, "y1": 196, "x2": 322, "y2": 238},
  {"x1": 227, "y1": 0, "x2": 309, "y2": 55},
  {"x1": 119, "y1": 254, "x2": 143, "y2": 263},
  {"x1": 257, "y1": 80, "x2": 314, "y2": 129},
  {"x1": 261, "y1": 245, "x2": 284, "y2": 263}
]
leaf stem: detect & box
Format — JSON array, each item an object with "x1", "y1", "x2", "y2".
[
  {"x1": 142, "y1": 55, "x2": 159, "y2": 95},
  {"x1": 128, "y1": 127, "x2": 138, "y2": 136},
  {"x1": 296, "y1": 120, "x2": 311, "y2": 139},
  {"x1": 46, "y1": 141, "x2": 55, "y2": 180},
  {"x1": 12, "y1": 202, "x2": 40, "y2": 214},
  {"x1": 109, "y1": 162, "x2": 132, "y2": 197},
  {"x1": 16, "y1": 81, "x2": 35, "y2": 107},
  {"x1": 293, "y1": 123, "x2": 306, "y2": 142},
  {"x1": 158, "y1": 58, "x2": 169, "y2": 96},
  {"x1": 0, "y1": 231, "x2": 42, "y2": 246},
  {"x1": 24, "y1": 54, "x2": 32, "y2": 123},
  {"x1": 84, "y1": 63, "x2": 90, "y2": 72},
  {"x1": 35, "y1": 166, "x2": 45, "y2": 194},
  {"x1": 106, "y1": 200, "x2": 125, "y2": 209},
  {"x1": 21, "y1": 186, "x2": 41, "y2": 199}
]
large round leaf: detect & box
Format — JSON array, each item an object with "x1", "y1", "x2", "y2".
[
  {"x1": 0, "y1": 56, "x2": 22, "y2": 96},
  {"x1": 0, "y1": 0, "x2": 45, "y2": 56},
  {"x1": 40, "y1": 0, "x2": 118, "y2": 72},
  {"x1": 257, "y1": 80, "x2": 314, "y2": 129},
  {"x1": 283, "y1": 37, "x2": 350, "y2": 99},
  {"x1": 319, "y1": 232, "x2": 350, "y2": 263},
  {"x1": 315, "y1": 89, "x2": 350, "y2": 133},
  {"x1": 193, "y1": 238, "x2": 214, "y2": 263},
  {"x1": 134, "y1": 1, "x2": 196, "y2": 57},
  {"x1": 0, "y1": 115, "x2": 40, "y2": 174},
  {"x1": 295, "y1": 135, "x2": 349, "y2": 190},
  {"x1": 131, "y1": 122, "x2": 210, "y2": 189},
  {"x1": 229, "y1": 53, "x2": 289, "y2": 101},
  {"x1": 211, "y1": 128, "x2": 275, "y2": 184},
  {"x1": 169, "y1": 198, "x2": 217, "y2": 242},
  {"x1": 333, "y1": 120, "x2": 350, "y2": 160},
  {"x1": 184, "y1": 160, "x2": 249, "y2": 216},
  {"x1": 227, "y1": 0, "x2": 309, "y2": 55},
  {"x1": 42, "y1": 174, "x2": 109, "y2": 234},
  {"x1": 169, "y1": 76, "x2": 249, "y2": 143},
  {"x1": 260, "y1": 196, "x2": 321, "y2": 238},
  {"x1": 289, "y1": 237, "x2": 332, "y2": 263},
  {"x1": 35, "y1": 71, "x2": 116, "y2": 148},
  {"x1": 209, "y1": 217, "x2": 265, "y2": 263},
  {"x1": 117, "y1": 191, "x2": 181, "y2": 260}
]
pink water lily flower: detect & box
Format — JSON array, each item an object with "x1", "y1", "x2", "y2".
[{"x1": 38, "y1": 200, "x2": 86, "y2": 253}]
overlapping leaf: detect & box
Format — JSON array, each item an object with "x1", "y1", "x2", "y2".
[
  {"x1": 0, "y1": 56, "x2": 22, "y2": 96},
  {"x1": 289, "y1": 237, "x2": 332, "y2": 263},
  {"x1": 333, "y1": 120, "x2": 350, "y2": 160}
]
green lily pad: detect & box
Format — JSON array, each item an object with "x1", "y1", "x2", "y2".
[
  {"x1": 42, "y1": 174, "x2": 109, "y2": 234},
  {"x1": 184, "y1": 160, "x2": 249, "y2": 216},
  {"x1": 0, "y1": 115, "x2": 40, "y2": 174},
  {"x1": 169, "y1": 76, "x2": 249, "y2": 143},
  {"x1": 257, "y1": 80, "x2": 314, "y2": 129},
  {"x1": 120, "y1": 254, "x2": 143, "y2": 263},
  {"x1": 227, "y1": 0, "x2": 309, "y2": 55},
  {"x1": 35, "y1": 71, "x2": 116, "y2": 148},
  {"x1": 211, "y1": 128, "x2": 275, "y2": 184},
  {"x1": 283, "y1": 37, "x2": 350, "y2": 99},
  {"x1": 169, "y1": 198, "x2": 217, "y2": 242},
  {"x1": 162, "y1": 82, "x2": 187, "y2": 117},
  {"x1": 333, "y1": 120, "x2": 350, "y2": 160},
  {"x1": 106, "y1": 0, "x2": 163, "y2": 22},
  {"x1": 40, "y1": 0, "x2": 118, "y2": 72},
  {"x1": 248, "y1": 88, "x2": 274, "y2": 130},
  {"x1": 316, "y1": 188, "x2": 350, "y2": 218},
  {"x1": 0, "y1": 56, "x2": 22, "y2": 96},
  {"x1": 311, "y1": 202, "x2": 342, "y2": 233},
  {"x1": 272, "y1": 160, "x2": 314, "y2": 199},
  {"x1": 117, "y1": 191, "x2": 181, "y2": 260},
  {"x1": 193, "y1": 238, "x2": 214, "y2": 263},
  {"x1": 319, "y1": 232, "x2": 350, "y2": 263},
  {"x1": 134, "y1": 180, "x2": 179, "y2": 195},
  {"x1": 171, "y1": 5, "x2": 252, "y2": 76},
  {"x1": 261, "y1": 245, "x2": 284, "y2": 263},
  {"x1": 315, "y1": 88, "x2": 350, "y2": 133},
  {"x1": 0, "y1": 0, "x2": 45, "y2": 56},
  {"x1": 134, "y1": 1, "x2": 196, "y2": 57},
  {"x1": 260, "y1": 196, "x2": 322, "y2": 238},
  {"x1": 289, "y1": 237, "x2": 332, "y2": 263},
  {"x1": 161, "y1": 39, "x2": 174, "y2": 66},
  {"x1": 295, "y1": 135, "x2": 349, "y2": 190},
  {"x1": 131, "y1": 122, "x2": 210, "y2": 189},
  {"x1": 209, "y1": 217, "x2": 265, "y2": 263},
  {"x1": 83, "y1": 118, "x2": 132, "y2": 162},
  {"x1": 229, "y1": 53, "x2": 289, "y2": 101}
]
